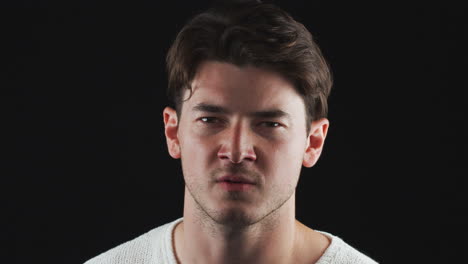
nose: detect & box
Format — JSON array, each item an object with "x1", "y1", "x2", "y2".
[{"x1": 217, "y1": 121, "x2": 257, "y2": 164}]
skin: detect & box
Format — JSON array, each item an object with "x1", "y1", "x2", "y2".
[{"x1": 163, "y1": 61, "x2": 330, "y2": 264}]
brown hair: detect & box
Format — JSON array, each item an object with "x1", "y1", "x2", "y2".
[{"x1": 166, "y1": 0, "x2": 332, "y2": 133}]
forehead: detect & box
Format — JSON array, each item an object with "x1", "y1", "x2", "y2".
[{"x1": 184, "y1": 61, "x2": 305, "y2": 114}]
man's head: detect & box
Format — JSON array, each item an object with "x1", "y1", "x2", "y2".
[
  {"x1": 163, "y1": 1, "x2": 331, "y2": 227},
  {"x1": 166, "y1": 0, "x2": 332, "y2": 134}
]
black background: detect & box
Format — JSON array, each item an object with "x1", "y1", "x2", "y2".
[{"x1": 7, "y1": 1, "x2": 464, "y2": 263}]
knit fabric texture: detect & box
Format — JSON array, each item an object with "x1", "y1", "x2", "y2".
[{"x1": 85, "y1": 218, "x2": 377, "y2": 264}]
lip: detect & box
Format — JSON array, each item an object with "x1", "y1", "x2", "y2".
[
  {"x1": 216, "y1": 175, "x2": 256, "y2": 191},
  {"x1": 216, "y1": 175, "x2": 256, "y2": 185}
]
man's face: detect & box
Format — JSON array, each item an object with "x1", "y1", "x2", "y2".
[{"x1": 166, "y1": 61, "x2": 323, "y2": 227}]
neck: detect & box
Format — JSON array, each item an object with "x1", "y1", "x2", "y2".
[{"x1": 174, "y1": 189, "x2": 313, "y2": 264}]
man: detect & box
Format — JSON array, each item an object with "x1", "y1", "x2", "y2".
[{"x1": 86, "y1": 1, "x2": 378, "y2": 263}]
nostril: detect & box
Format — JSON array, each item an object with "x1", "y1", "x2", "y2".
[
  {"x1": 218, "y1": 147, "x2": 256, "y2": 163},
  {"x1": 245, "y1": 156, "x2": 255, "y2": 162},
  {"x1": 217, "y1": 152, "x2": 230, "y2": 160}
]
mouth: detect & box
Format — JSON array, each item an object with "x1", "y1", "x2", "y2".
[{"x1": 216, "y1": 175, "x2": 256, "y2": 191}]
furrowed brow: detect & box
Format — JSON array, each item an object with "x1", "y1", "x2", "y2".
[
  {"x1": 192, "y1": 103, "x2": 230, "y2": 114},
  {"x1": 192, "y1": 103, "x2": 291, "y2": 121},
  {"x1": 250, "y1": 110, "x2": 291, "y2": 121}
]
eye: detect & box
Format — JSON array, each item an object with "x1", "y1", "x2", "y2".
[
  {"x1": 260, "y1": 121, "x2": 282, "y2": 128},
  {"x1": 199, "y1": 117, "x2": 223, "y2": 124}
]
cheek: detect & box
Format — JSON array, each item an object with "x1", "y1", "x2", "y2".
[
  {"x1": 262, "y1": 140, "x2": 305, "y2": 182},
  {"x1": 179, "y1": 133, "x2": 217, "y2": 175}
]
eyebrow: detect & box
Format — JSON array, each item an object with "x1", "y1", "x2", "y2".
[
  {"x1": 193, "y1": 103, "x2": 229, "y2": 114},
  {"x1": 192, "y1": 103, "x2": 292, "y2": 121}
]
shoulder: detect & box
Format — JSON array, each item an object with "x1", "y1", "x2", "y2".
[
  {"x1": 84, "y1": 218, "x2": 182, "y2": 264},
  {"x1": 315, "y1": 231, "x2": 378, "y2": 264}
]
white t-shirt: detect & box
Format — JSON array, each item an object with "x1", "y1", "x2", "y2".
[{"x1": 85, "y1": 218, "x2": 378, "y2": 264}]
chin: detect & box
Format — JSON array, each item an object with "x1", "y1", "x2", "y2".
[{"x1": 211, "y1": 209, "x2": 259, "y2": 227}]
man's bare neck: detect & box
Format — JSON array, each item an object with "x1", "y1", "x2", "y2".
[
  {"x1": 175, "y1": 215, "x2": 294, "y2": 263},
  {"x1": 173, "y1": 194, "x2": 330, "y2": 264}
]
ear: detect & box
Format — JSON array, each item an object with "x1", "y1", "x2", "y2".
[
  {"x1": 163, "y1": 107, "x2": 181, "y2": 159},
  {"x1": 303, "y1": 118, "x2": 329, "y2": 168}
]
